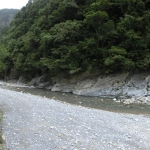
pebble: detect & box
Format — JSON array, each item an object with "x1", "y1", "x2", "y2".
[{"x1": 0, "y1": 88, "x2": 150, "y2": 150}]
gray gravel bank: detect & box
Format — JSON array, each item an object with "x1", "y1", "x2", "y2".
[{"x1": 0, "y1": 88, "x2": 150, "y2": 150}]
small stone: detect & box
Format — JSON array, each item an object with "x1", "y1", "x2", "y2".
[
  {"x1": 134, "y1": 119, "x2": 138, "y2": 121},
  {"x1": 76, "y1": 133, "x2": 80, "y2": 136},
  {"x1": 123, "y1": 99, "x2": 131, "y2": 105},
  {"x1": 2, "y1": 135, "x2": 5, "y2": 141},
  {"x1": 50, "y1": 126, "x2": 54, "y2": 129},
  {"x1": 115, "y1": 100, "x2": 120, "y2": 103}
]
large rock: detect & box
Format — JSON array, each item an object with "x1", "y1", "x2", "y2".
[
  {"x1": 73, "y1": 73, "x2": 128, "y2": 96},
  {"x1": 51, "y1": 71, "x2": 97, "y2": 93},
  {"x1": 51, "y1": 72, "x2": 128, "y2": 96},
  {"x1": 27, "y1": 75, "x2": 46, "y2": 87},
  {"x1": 123, "y1": 73, "x2": 149, "y2": 97},
  {"x1": 146, "y1": 76, "x2": 150, "y2": 84},
  {"x1": 17, "y1": 76, "x2": 28, "y2": 84},
  {"x1": 27, "y1": 77, "x2": 39, "y2": 86}
]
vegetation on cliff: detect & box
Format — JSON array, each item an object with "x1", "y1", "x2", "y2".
[{"x1": 0, "y1": 0, "x2": 150, "y2": 78}]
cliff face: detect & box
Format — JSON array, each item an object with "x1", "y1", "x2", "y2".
[
  {"x1": 22, "y1": 71, "x2": 150, "y2": 98},
  {"x1": 5, "y1": 71, "x2": 150, "y2": 104},
  {"x1": 51, "y1": 72, "x2": 150, "y2": 98},
  {"x1": 49, "y1": 72, "x2": 150, "y2": 104}
]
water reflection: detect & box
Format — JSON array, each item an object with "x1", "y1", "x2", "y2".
[{"x1": 1, "y1": 85, "x2": 150, "y2": 114}]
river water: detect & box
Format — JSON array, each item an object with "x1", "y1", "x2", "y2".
[{"x1": 1, "y1": 84, "x2": 150, "y2": 114}]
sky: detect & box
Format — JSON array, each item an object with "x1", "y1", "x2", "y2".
[{"x1": 0, "y1": 0, "x2": 29, "y2": 9}]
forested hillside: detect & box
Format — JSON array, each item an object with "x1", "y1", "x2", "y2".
[
  {"x1": 0, "y1": 0, "x2": 150, "y2": 78},
  {"x1": 0, "y1": 9, "x2": 18, "y2": 37}
]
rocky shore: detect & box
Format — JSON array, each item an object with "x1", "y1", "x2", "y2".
[{"x1": 2, "y1": 71, "x2": 150, "y2": 105}]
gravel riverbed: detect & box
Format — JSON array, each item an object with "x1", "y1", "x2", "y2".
[{"x1": 0, "y1": 88, "x2": 150, "y2": 150}]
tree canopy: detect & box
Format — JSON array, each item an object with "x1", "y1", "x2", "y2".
[{"x1": 0, "y1": 0, "x2": 150, "y2": 78}]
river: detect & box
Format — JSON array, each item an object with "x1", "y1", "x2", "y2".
[{"x1": 1, "y1": 83, "x2": 150, "y2": 114}]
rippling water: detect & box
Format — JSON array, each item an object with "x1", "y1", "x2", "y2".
[{"x1": 1, "y1": 84, "x2": 150, "y2": 114}]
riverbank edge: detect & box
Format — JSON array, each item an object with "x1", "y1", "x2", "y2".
[{"x1": 1, "y1": 71, "x2": 150, "y2": 105}]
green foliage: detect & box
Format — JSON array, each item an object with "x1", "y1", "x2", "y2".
[
  {"x1": 0, "y1": 44, "x2": 9, "y2": 73},
  {"x1": 49, "y1": 20, "x2": 82, "y2": 43},
  {"x1": 104, "y1": 46, "x2": 134, "y2": 73},
  {"x1": 0, "y1": 0, "x2": 149, "y2": 77}
]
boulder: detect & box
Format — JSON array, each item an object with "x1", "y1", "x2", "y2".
[
  {"x1": 146, "y1": 76, "x2": 150, "y2": 84},
  {"x1": 123, "y1": 86, "x2": 147, "y2": 97},
  {"x1": 17, "y1": 76, "x2": 28, "y2": 84},
  {"x1": 27, "y1": 77, "x2": 39, "y2": 86},
  {"x1": 27, "y1": 75, "x2": 47, "y2": 87},
  {"x1": 35, "y1": 76, "x2": 46, "y2": 85},
  {"x1": 73, "y1": 73, "x2": 128, "y2": 96},
  {"x1": 123, "y1": 73, "x2": 150, "y2": 97}
]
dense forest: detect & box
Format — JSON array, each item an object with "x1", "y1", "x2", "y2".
[
  {"x1": 0, "y1": 9, "x2": 18, "y2": 37},
  {"x1": 0, "y1": 0, "x2": 150, "y2": 79}
]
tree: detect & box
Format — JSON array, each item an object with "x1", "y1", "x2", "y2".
[
  {"x1": 0, "y1": 44, "x2": 9, "y2": 76},
  {"x1": 104, "y1": 46, "x2": 134, "y2": 73}
]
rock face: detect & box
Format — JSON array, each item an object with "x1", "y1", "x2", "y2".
[
  {"x1": 27, "y1": 76, "x2": 48, "y2": 87},
  {"x1": 51, "y1": 72, "x2": 150, "y2": 98},
  {"x1": 26, "y1": 72, "x2": 150, "y2": 98},
  {"x1": 73, "y1": 73, "x2": 128, "y2": 96}
]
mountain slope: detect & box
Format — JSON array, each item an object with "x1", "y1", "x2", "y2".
[
  {"x1": 0, "y1": 9, "x2": 18, "y2": 37},
  {"x1": 0, "y1": 0, "x2": 150, "y2": 78}
]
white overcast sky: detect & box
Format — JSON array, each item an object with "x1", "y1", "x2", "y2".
[{"x1": 0, "y1": 0, "x2": 29, "y2": 9}]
